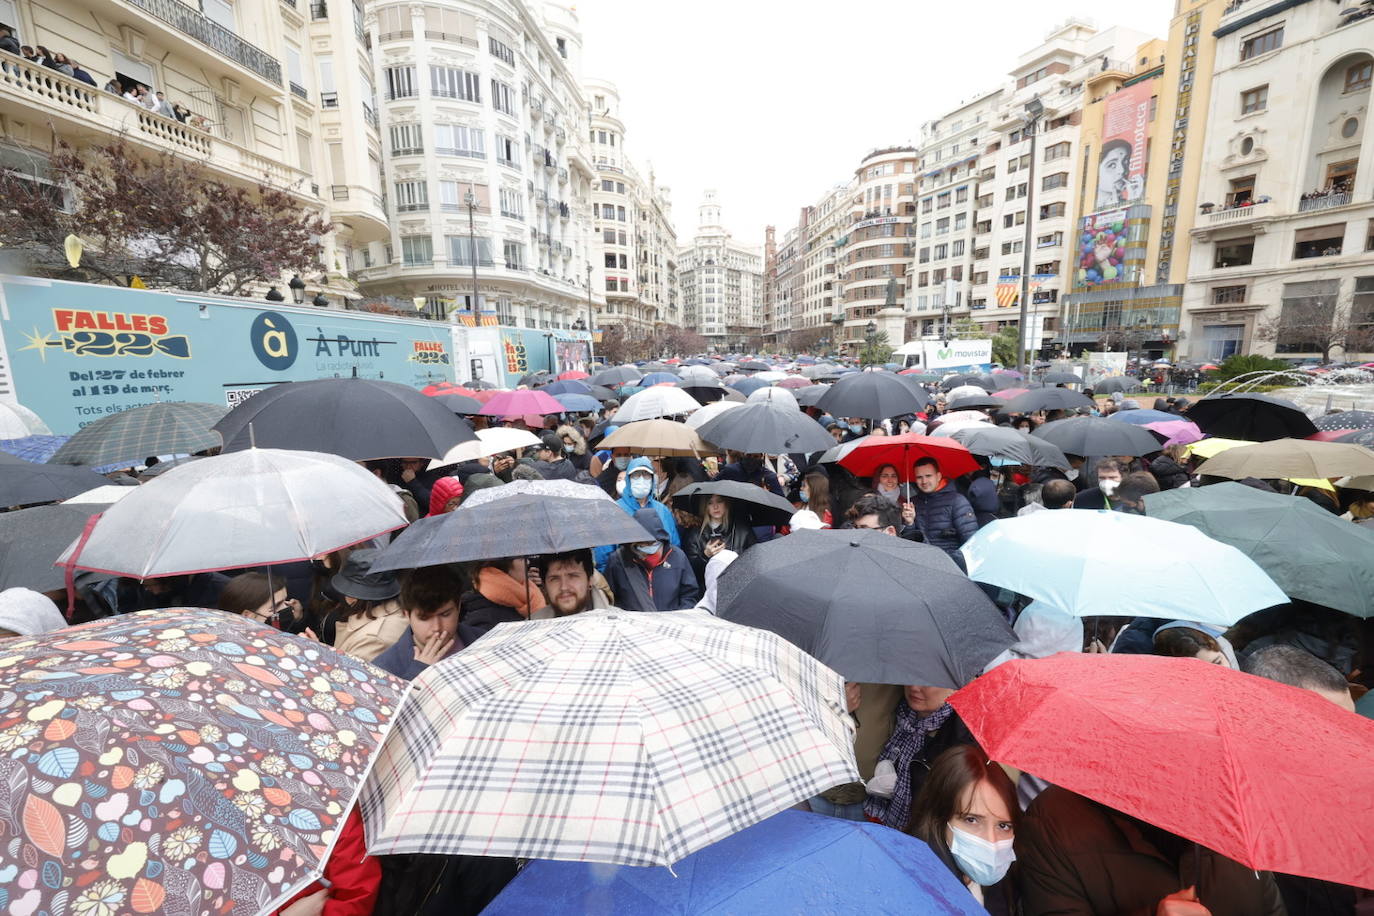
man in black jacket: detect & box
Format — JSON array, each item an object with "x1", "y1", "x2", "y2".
[{"x1": 910, "y1": 457, "x2": 978, "y2": 560}]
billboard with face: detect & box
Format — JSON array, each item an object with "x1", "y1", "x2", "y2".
[{"x1": 1093, "y1": 80, "x2": 1152, "y2": 211}]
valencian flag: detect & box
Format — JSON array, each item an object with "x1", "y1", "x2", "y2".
[{"x1": 995, "y1": 275, "x2": 1054, "y2": 308}]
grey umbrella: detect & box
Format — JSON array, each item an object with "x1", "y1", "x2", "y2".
[
  {"x1": 1093, "y1": 376, "x2": 1142, "y2": 395},
  {"x1": 1040, "y1": 370, "x2": 1083, "y2": 386},
  {"x1": 1002, "y1": 387, "x2": 1095, "y2": 413},
  {"x1": 715, "y1": 530, "x2": 1015, "y2": 687},
  {"x1": 670, "y1": 480, "x2": 798, "y2": 528},
  {"x1": 1032, "y1": 416, "x2": 1161, "y2": 457},
  {"x1": 0, "y1": 454, "x2": 110, "y2": 508},
  {"x1": 942, "y1": 425, "x2": 1071, "y2": 469},
  {"x1": 0, "y1": 501, "x2": 112, "y2": 591},
  {"x1": 1315, "y1": 410, "x2": 1374, "y2": 431},
  {"x1": 817, "y1": 371, "x2": 929, "y2": 420},
  {"x1": 49, "y1": 402, "x2": 227, "y2": 469},
  {"x1": 591, "y1": 365, "x2": 644, "y2": 387},
  {"x1": 795, "y1": 385, "x2": 832, "y2": 408},
  {"x1": 696, "y1": 402, "x2": 834, "y2": 454}
]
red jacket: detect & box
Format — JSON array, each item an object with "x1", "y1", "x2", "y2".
[{"x1": 276, "y1": 808, "x2": 381, "y2": 916}]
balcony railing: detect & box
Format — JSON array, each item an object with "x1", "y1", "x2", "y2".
[
  {"x1": 125, "y1": 0, "x2": 282, "y2": 84},
  {"x1": 289, "y1": 81, "x2": 308, "y2": 100},
  {"x1": 0, "y1": 53, "x2": 100, "y2": 116},
  {"x1": 1298, "y1": 190, "x2": 1352, "y2": 212},
  {"x1": 1204, "y1": 200, "x2": 1271, "y2": 224},
  {"x1": 319, "y1": 91, "x2": 338, "y2": 108},
  {"x1": 331, "y1": 185, "x2": 349, "y2": 201}
]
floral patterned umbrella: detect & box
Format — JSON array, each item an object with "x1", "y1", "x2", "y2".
[{"x1": 0, "y1": 610, "x2": 404, "y2": 916}]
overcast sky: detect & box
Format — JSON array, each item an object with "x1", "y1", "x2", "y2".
[{"x1": 575, "y1": 0, "x2": 1176, "y2": 246}]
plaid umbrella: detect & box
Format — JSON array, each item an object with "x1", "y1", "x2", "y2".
[
  {"x1": 49, "y1": 402, "x2": 228, "y2": 469},
  {"x1": 0, "y1": 434, "x2": 70, "y2": 463},
  {"x1": 0, "y1": 610, "x2": 404, "y2": 916},
  {"x1": 360, "y1": 609, "x2": 858, "y2": 866}
]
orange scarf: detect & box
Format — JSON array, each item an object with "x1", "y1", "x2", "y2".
[{"x1": 477, "y1": 566, "x2": 535, "y2": 617}]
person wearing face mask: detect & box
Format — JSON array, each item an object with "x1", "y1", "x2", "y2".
[
  {"x1": 593, "y1": 457, "x2": 681, "y2": 571},
  {"x1": 906, "y1": 745, "x2": 1020, "y2": 913},
  {"x1": 218, "y1": 572, "x2": 305, "y2": 633},
  {"x1": 592, "y1": 430, "x2": 627, "y2": 496},
  {"x1": 602, "y1": 508, "x2": 699, "y2": 612},
  {"x1": 1072, "y1": 458, "x2": 1125, "y2": 510},
  {"x1": 717, "y1": 451, "x2": 786, "y2": 498}
]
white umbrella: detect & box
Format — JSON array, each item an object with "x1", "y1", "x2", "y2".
[
  {"x1": 686, "y1": 400, "x2": 742, "y2": 430},
  {"x1": 930, "y1": 418, "x2": 993, "y2": 437},
  {"x1": 64, "y1": 485, "x2": 136, "y2": 504},
  {"x1": 58, "y1": 448, "x2": 408, "y2": 578},
  {"x1": 945, "y1": 385, "x2": 988, "y2": 402},
  {"x1": 754, "y1": 371, "x2": 789, "y2": 383},
  {"x1": 613, "y1": 385, "x2": 700, "y2": 422},
  {"x1": 0, "y1": 402, "x2": 43, "y2": 438},
  {"x1": 934, "y1": 409, "x2": 994, "y2": 427},
  {"x1": 678, "y1": 365, "x2": 721, "y2": 386},
  {"x1": 747, "y1": 386, "x2": 800, "y2": 411},
  {"x1": 427, "y1": 427, "x2": 541, "y2": 469}
]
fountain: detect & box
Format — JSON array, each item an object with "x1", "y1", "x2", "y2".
[{"x1": 1204, "y1": 368, "x2": 1374, "y2": 414}]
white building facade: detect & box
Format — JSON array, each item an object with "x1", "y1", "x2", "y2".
[
  {"x1": 679, "y1": 190, "x2": 763, "y2": 350},
  {"x1": 837, "y1": 147, "x2": 920, "y2": 352}
]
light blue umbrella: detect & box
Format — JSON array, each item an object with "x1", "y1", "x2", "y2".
[
  {"x1": 483, "y1": 810, "x2": 983, "y2": 915},
  {"x1": 961, "y1": 510, "x2": 1287, "y2": 627},
  {"x1": 552, "y1": 392, "x2": 602, "y2": 413}
]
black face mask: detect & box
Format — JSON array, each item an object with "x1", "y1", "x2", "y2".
[{"x1": 739, "y1": 456, "x2": 763, "y2": 474}]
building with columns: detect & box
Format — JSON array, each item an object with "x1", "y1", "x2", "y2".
[{"x1": 679, "y1": 190, "x2": 763, "y2": 350}]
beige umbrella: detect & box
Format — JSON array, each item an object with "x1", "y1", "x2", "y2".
[
  {"x1": 600, "y1": 419, "x2": 710, "y2": 457},
  {"x1": 1197, "y1": 438, "x2": 1374, "y2": 481}
]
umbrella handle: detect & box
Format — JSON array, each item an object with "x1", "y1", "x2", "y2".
[{"x1": 62, "y1": 511, "x2": 104, "y2": 621}]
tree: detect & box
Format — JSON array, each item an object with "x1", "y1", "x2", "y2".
[
  {"x1": 595, "y1": 325, "x2": 635, "y2": 365},
  {"x1": 1254, "y1": 291, "x2": 1374, "y2": 362},
  {"x1": 991, "y1": 327, "x2": 1020, "y2": 367},
  {"x1": 948, "y1": 317, "x2": 990, "y2": 340},
  {"x1": 859, "y1": 329, "x2": 894, "y2": 367},
  {"x1": 788, "y1": 326, "x2": 832, "y2": 355},
  {"x1": 1210, "y1": 353, "x2": 1290, "y2": 382},
  {"x1": 0, "y1": 139, "x2": 330, "y2": 293},
  {"x1": 654, "y1": 327, "x2": 707, "y2": 358}
]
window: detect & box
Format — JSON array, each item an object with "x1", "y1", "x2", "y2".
[
  {"x1": 952, "y1": 240, "x2": 965, "y2": 257},
  {"x1": 1240, "y1": 27, "x2": 1283, "y2": 61},
  {"x1": 601, "y1": 179, "x2": 614, "y2": 191},
  {"x1": 617, "y1": 206, "x2": 627, "y2": 221},
  {"x1": 1001, "y1": 241, "x2": 1023, "y2": 255},
  {"x1": 1240, "y1": 85, "x2": 1268, "y2": 114},
  {"x1": 976, "y1": 194, "x2": 994, "y2": 209},
  {"x1": 385, "y1": 66, "x2": 416, "y2": 100},
  {"x1": 1212, "y1": 285, "x2": 1248, "y2": 304},
  {"x1": 394, "y1": 179, "x2": 428, "y2": 211},
  {"x1": 1293, "y1": 224, "x2": 1345, "y2": 259},
  {"x1": 975, "y1": 220, "x2": 991, "y2": 234},
  {"x1": 933, "y1": 269, "x2": 947, "y2": 284},
  {"x1": 1037, "y1": 232, "x2": 1063, "y2": 248},
  {"x1": 602, "y1": 228, "x2": 616, "y2": 244},
  {"x1": 974, "y1": 247, "x2": 989, "y2": 260},
  {"x1": 1226, "y1": 175, "x2": 1255, "y2": 207},
  {"x1": 500, "y1": 187, "x2": 523, "y2": 220},
  {"x1": 1277, "y1": 280, "x2": 1338, "y2": 352},
  {"x1": 389, "y1": 124, "x2": 422, "y2": 156},
  {"x1": 1002, "y1": 266, "x2": 1022, "y2": 278},
  {"x1": 973, "y1": 272, "x2": 989, "y2": 285},
  {"x1": 601, "y1": 204, "x2": 615, "y2": 219},
  {"x1": 447, "y1": 235, "x2": 493, "y2": 267},
  {"x1": 1203, "y1": 324, "x2": 1245, "y2": 361},
  {"x1": 933, "y1": 244, "x2": 948, "y2": 260},
  {"x1": 491, "y1": 80, "x2": 515, "y2": 115},
  {"x1": 1044, "y1": 141, "x2": 1072, "y2": 161},
  {"x1": 1349, "y1": 277, "x2": 1374, "y2": 347},
  {"x1": 401, "y1": 235, "x2": 432, "y2": 266},
  {"x1": 1034, "y1": 262, "x2": 1057, "y2": 275},
  {"x1": 1003, "y1": 211, "x2": 1026, "y2": 228},
  {"x1": 376, "y1": 5, "x2": 410, "y2": 38},
  {"x1": 203, "y1": 0, "x2": 236, "y2": 32},
  {"x1": 434, "y1": 124, "x2": 484, "y2": 158},
  {"x1": 1039, "y1": 203, "x2": 1065, "y2": 219},
  {"x1": 918, "y1": 247, "x2": 931, "y2": 264},
  {"x1": 603, "y1": 253, "x2": 617, "y2": 269},
  {"x1": 954, "y1": 213, "x2": 967, "y2": 230},
  {"x1": 921, "y1": 199, "x2": 934, "y2": 213},
  {"x1": 489, "y1": 36, "x2": 515, "y2": 66},
  {"x1": 1347, "y1": 61, "x2": 1373, "y2": 93},
  {"x1": 917, "y1": 272, "x2": 930, "y2": 286},
  {"x1": 955, "y1": 187, "x2": 969, "y2": 204},
  {"x1": 431, "y1": 66, "x2": 480, "y2": 102},
  {"x1": 495, "y1": 134, "x2": 518, "y2": 167},
  {"x1": 1042, "y1": 172, "x2": 1069, "y2": 191},
  {"x1": 1214, "y1": 236, "x2": 1255, "y2": 268},
  {"x1": 937, "y1": 192, "x2": 951, "y2": 209}
]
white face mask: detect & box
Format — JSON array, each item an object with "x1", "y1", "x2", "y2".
[
  {"x1": 629, "y1": 476, "x2": 652, "y2": 500},
  {"x1": 948, "y1": 826, "x2": 1016, "y2": 887},
  {"x1": 1099, "y1": 478, "x2": 1120, "y2": 496}
]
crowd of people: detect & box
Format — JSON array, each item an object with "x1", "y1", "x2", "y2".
[{"x1": 1, "y1": 359, "x2": 1371, "y2": 916}]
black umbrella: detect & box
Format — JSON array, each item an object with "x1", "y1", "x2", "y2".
[
  {"x1": 434, "y1": 393, "x2": 483, "y2": 415},
  {"x1": 945, "y1": 395, "x2": 1004, "y2": 412},
  {"x1": 1032, "y1": 416, "x2": 1161, "y2": 457},
  {"x1": 1187, "y1": 393, "x2": 1318, "y2": 441},
  {"x1": 817, "y1": 372, "x2": 929, "y2": 421},
  {"x1": 940, "y1": 374, "x2": 986, "y2": 391},
  {"x1": 670, "y1": 480, "x2": 798, "y2": 528},
  {"x1": 696, "y1": 402, "x2": 834, "y2": 454},
  {"x1": 946, "y1": 425, "x2": 1070, "y2": 469},
  {"x1": 0, "y1": 501, "x2": 111, "y2": 591},
  {"x1": 0, "y1": 453, "x2": 109, "y2": 507},
  {"x1": 715, "y1": 529, "x2": 1015, "y2": 687},
  {"x1": 1040, "y1": 370, "x2": 1083, "y2": 386},
  {"x1": 676, "y1": 380, "x2": 727, "y2": 405},
  {"x1": 591, "y1": 365, "x2": 643, "y2": 387},
  {"x1": 738, "y1": 360, "x2": 771, "y2": 372},
  {"x1": 214, "y1": 378, "x2": 476, "y2": 460},
  {"x1": 795, "y1": 385, "x2": 831, "y2": 408},
  {"x1": 1093, "y1": 376, "x2": 1142, "y2": 395},
  {"x1": 1001, "y1": 388, "x2": 1095, "y2": 413},
  {"x1": 48, "y1": 402, "x2": 227, "y2": 469},
  {"x1": 1314, "y1": 409, "x2": 1374, "y2": 431}
]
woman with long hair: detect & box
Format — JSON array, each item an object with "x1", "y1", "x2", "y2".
[
  {"x1": 328, "y1": 549, "x2": 406, "y2": 662},
  {"x1": 684, "y1": 493, "x2": 756, "y2": 582},
  {"x1": 800, "y1": 470, "x2": 833, "y2": 527}
]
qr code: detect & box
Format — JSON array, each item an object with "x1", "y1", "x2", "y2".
[{"x1": 225, "y1": 388, "x2": 264, "y2": 408}]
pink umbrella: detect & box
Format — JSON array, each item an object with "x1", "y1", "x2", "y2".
[
  {"x1": 479, "y1": 389, "x2": 564, "y2": 417},
  {"x1": 1147, "y1": 419, "x2": 1203, "y2": 447},
  {"x1": 777, "y1": 377, "x2": 813, "y2": 389},
  {"x1": 993, "y1": 387, "x2": 1030, "y2": 400},
  {"x1": 557, "y1": 370, "x2": 590, "y2": 381},
  {"x1": 1308, "y1": 430, "x2": 1354, "y2": 442}
]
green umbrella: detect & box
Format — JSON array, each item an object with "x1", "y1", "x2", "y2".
[{"x1": 1144, "y1": 482, "x2": 1374, "y2": 618}]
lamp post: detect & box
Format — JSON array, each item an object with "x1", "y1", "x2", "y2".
[
  {"x1": 1016, "y1": 95, "x2": 1044, "y2": 375},
  {"x1": 464, "y1": 189, "x2": 480, "y2": 318},
  {"x1": 288, "y1": 274, "x2": 306, "y2": 305},
  {"x1": 585, "y1": 261, "x2": 596, "y2": 363}
]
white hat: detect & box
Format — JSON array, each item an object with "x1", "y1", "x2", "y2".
[
  {"x1": 0, "y1": 588, "x2": 67, "y2": 637},
  {"x1": 789, "y1": 509, "x2": 825, "y2": 530}
]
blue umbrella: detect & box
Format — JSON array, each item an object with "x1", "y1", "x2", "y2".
[
  {"x1": 1109, "y1": 408, "x2": 1178, "y2": 426},
  {"x1": 542, "y1": 379, "x2": 593, "y2": 397},
  {"x1": 731, "y1": 377, "x2": 772, "y2": 396},
  {"x1": 0, "y1": 435, "x2": 70, "y2": 463},
  {"x1": 640, "y1": 371, "x2": 679, "y2": 386},
  {"x1": 483, "y1": 810, "x2": 983, "y2": 915},
  {"x1": 552, "y1": 392, "x2": 601, "y2": 413}
]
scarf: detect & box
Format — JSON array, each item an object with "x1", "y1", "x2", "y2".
[
  {"x1": 476, "y1": 566, "x2": 534, "y2": 617},
  {"x1": 865, "y1": 702, "x2": 955, "y2": 829}
]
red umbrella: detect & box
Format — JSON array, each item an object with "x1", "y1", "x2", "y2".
[
  {"x1": 422, "y1": 382, "x2": 459, "y2": 396},
  {"x1": 837, "y1": 433, "x2": 980, "y2": 481},
  {"x1": 992, "y1": 387, "x2": 1029, "y2": 400},
  {"x1": 1308, "y1": 429, "x2": 1354, "y2": 442},
  {"x1": 777, "y1": 377, "x2": 813, "y2": 389},
  {"x1": 478, "y1": 388, "x2": 565, "y2": 417},
  {"x1": 557, "y1": 370, "x2": 590, "y2": 381},
  {"x1": 951, "y1": 654, "x2": 1374, "y2": 890}
]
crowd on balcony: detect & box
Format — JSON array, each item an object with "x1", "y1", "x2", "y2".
[
  {"x1": 1300, "y1": 180, "x2": 1353, "y2": 204},
  {"x1": 1, "y1": 29, "x2": 96, "y2": 87}
]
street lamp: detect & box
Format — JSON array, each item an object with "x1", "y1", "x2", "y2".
[
  {"x1": 585, "y1": 261, "x2": 596, "y2": 362},
  {"x1": 288, "y1": 274, "x2": 307, "y2": 305},
  {"x1": 464, "y1": 189, "x2": 480, "y2": 318},
  {"x1": 1016, "y1": 95, "x2": 1044, "y2": 375},
  {"x1": 265, "y1": 286, "x2": 285, "y2": 302}
]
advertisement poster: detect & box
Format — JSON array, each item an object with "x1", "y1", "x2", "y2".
[
  {"x1": 0, "y1": 277, "x2": 455, "y2": 434},
  {"x1": 555, "y1": 339, "x2": 590, "y2": 375},
  {"x1": 1093, "y1": 80, "x2": 1152, "y2": 210},
  {"x1": 1076, "y1": 209, "x2": 1130, "y2": 287},
  {"x1": 922, "y1": 339, "x2": 993, "y2": 374}
]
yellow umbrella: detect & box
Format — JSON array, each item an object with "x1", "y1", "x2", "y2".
[{"x1": 1186, "y1": 438, "x2": 1251, "y2": 460}]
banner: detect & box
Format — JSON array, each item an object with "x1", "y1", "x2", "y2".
[
  {"x1": 923, "y1": 339, "x2": 992, "y2": 374},
  {"x1": 995, "y1": 275, "x2": 1052, "y2": 308},
  {"x1": 1076, "y1": 209, "x2": 1130, "y2": 286},
  {"x1": 1094, "y1": 80, "x2": 1152, "y2": 210},
  {"x1": 554, "y1": 339, "x2": 590, "y2": 375}
]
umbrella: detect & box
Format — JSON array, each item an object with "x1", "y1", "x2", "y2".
[
  {"x1": 215, "y1": 378, "x2": 476, "y2": 460},
  {"x1": 685, "y1": 400, "x2": 743, "y2": 430},
  {"x1": 721, "y1": 388, "x2": 748, "y2": 403},
  {"x1": 940, "y1": 374, "x2": 985, "y2": 391},
  {"x1": 837, "y1": 433, "x2": 980, "y2": 481},
  {"x1": 591, "y1": 365, "x2": 643, "y2": 387},
  {"x1": 950, "y1": 654, "x2": 1374, "y2": 890},
  {"x1": 0, "y1": 401, "x2": 44, "y2": 438},
  {"x1": 1186, "y1": 437, "x2": 1251, "y2": 460},
  {"x1": 992, "y1": 387, "x2": 1029, "y2": 400},
  {"x1": 0, "y1": 501, "x2": 111, "y2": 592},
  {"x1": 1335, "y1": 429, "x2": 1374, "y2": 448},
  {"x1": 427, "y1": 427, "x2": 541, "y2": 468},
  {"x1": 1146, "y1": 419, "x2": 1203, "y2": 446},
  {"x1": 738, "y1": 359, "x2": 771, "y2": 372},
  {"x1": 945, "y1": 394, "x2": 1003, "y2": 411},
  {"x1": 747, "y1": 386, "x2": 799, "y2": 411},
  {"x1": 1032, "y1": 416, "x2": 1161, "y2": 457},
  {"x1": 433, "y1": 393, "x2": 483, "y2": 414},
  {"x1": 802, "y1": 364, "x2": 843, "y2": 381},
  {"x1": 1108, "y1": 408, "x2": 1178, "y2": 425},
  {"x1": 65, "y1": 484, "x2": 135, "y2": 505},
  {"x1": 1040, "y1": 370, "x2": 1082, "y2": 385},
  {"x1": 640, "y1": 371, "x2": 679, "y2": 386},
  {"x1": 1315, "y1": 409, "x2": 1374, "y2": 431},
  {"x1": 542, "y1": 379, "x2": 592, "y2": 397},
  {"x1": 484, "y1": 810, "x2": 983, "y2": 916},
  {"x1": 775, "y1": 376, "x2": 812, "y2": 389},
  {"x1": 1092, "y1": 376, "x2": 1142, "y2": 395},
  {"x1": 960, "y1": 510, "x2": 1287, "y2": 626},
  {"x1": 717, "y1": 530, "x2": 1014, "y2": 687},
  {"x1": 678, "y1": 365, "x2": 721, "y2": 384},
  {"x1": 1187, "y1": 393, "x2": 1318, "y2": 441},
  {"x1": 900, "y1": 371, "x2": 942, "y2": 383},
  {"x1": 460, "y1": 378, "x2": 499, "y2": 389},
  {"x1": 945, "y1": 425, "x2": 1070, "y2": 470},
  {"x1": 58, "y1": 449, "x2": 409, "y2": 579},
  {"x1": 671, "y1": 480, "x2": 799, "y2": 528},
  {"x1": 794, "y1": 384, "x2": 831, "y2": 408},
  {"x1": 359, "y1": 609, "x2": 859, "y2": 867},
  {"x1": 818, "y1": 372, "x2": 929, "y2": 421},
  {"x1": 640, "y1": 361, "x2": 675, "y2": 375},
  {"x1": 612, "y1": 385, "x2": 700, "y2": 422},
  {"x1": 422, "y1": 382, "x2": 459, "y2": 396},
  {"x1": 696, "y1": 402, "x2": 834, "y2": 454},
  {"x1": 0, "y1": 610, "x2": 404, "y2": 916},
  {"x1": 478, "y1": 388, "x2": 565, "y2": 418},
  {"x1": 1146, "y1": 482, "x2": 1374, "y2": 617},
  {"x1": 557, "y1": 369, "x2": 590, "y2": 380},
  {"x1": 945, "y1": 384, "x2": 989, "y2": 402},
  {"x1": 0, "y1": 452, "x2": 110, "y2": 508},
  {"x1": 933, "y1": 409, "x2": 994, "y2": 427},
  {"x1": 1001, "y1": 388, "x2": 1095, "y2": 413},
  {"x1": 599, "y1": 419, "x2": 710, "y2": 457},
  {"x1": 370, "y1": 487, "x2": 648, "y2": 572},
  {"x1": 0, "y1": 435, "x2": 70, "y2": 464},
  {"x1": 517, "y1": 370, "x2": 551, "y2": 387},
  {"x1": 755, "y1": 370, "x2": 789, "y2": 383},
  {"x1": 730, "y1": 377, "x2": 773, "y2": 396},
  {"x1": 550, "y1": 392, "x2": 602, "y2": 413},
  {"x1": 1193, "y1": 438, "x2": 1374, "y2": 481}
]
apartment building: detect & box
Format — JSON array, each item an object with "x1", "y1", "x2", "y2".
[
  {"x1": 679, "y1": 190, "x2": 763, "y2": 350},
  {"x1": 762, "y1": 182, "x2": 852, "y2": 352},
  {"x1": 837, "y1": 146, "x2": 919, "y2": 352}
]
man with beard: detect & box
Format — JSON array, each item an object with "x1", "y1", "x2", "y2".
[{"x1": 531, "y1": 550, "x2": 601, "y2": 618}]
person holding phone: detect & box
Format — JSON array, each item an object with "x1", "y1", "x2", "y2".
[{"x1": 684, "y1": 493, "x2": 756, "y2": 582}]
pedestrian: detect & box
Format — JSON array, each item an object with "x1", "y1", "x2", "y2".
[
  {"x1": 906, "y1": 745, "x2": 1020, "y2": 913},
  {"x1": 798, "y1": 469, "x2": 834, "y2": 527},
  {"x1": 683, "y1": 492, "x2": 756, "y2": 582},
  {"x1": 556, "y1": 423, "x2": 591, "y2": 472},
  {"x1": 0, "y1": 27, "x2": 20, "y2": 56},
  {"x1": 49, "y1": 51, "x2": 74, "y2": 76},
  {"x1": 1017, "y1": 478, "x2": 1077, "y2": 515},
  {"x1": 530, "y1": 549, "x2": 608, "y2": 618},
  {"x1": 603, "y1": 507, "x2": 699, "y2": 612},
  {"x1": 1149, "y1": 443, "x2": 1192, "y2": 491},
  {"x1": 1072, "y1": 458, "x2": 1124, "y2": 509},
  {"x1": 373, "y1": 565, "x2": 471, "y2": 681},
  {"x1": 103, "y1": 77, "x2": 122, "y2": 94},
  {"x1": 595, "y1": 456, "x2": 680, "y2": 569},
  {"x1": 153, "y1": 89, "x2": 175, "y2": 117},
  {"x1": 460, "y1": 556, "x2": 537, "y2": 636},
  {"x1": 427, "y1": 475, "x2": 464, "y2": 515},
  {"x1": 271, "y1": 807, "x2": 381, "y2": 916},
  {"x1": 1114, "y1": 470, "x2": 1160, "y2": 514},
  {"x1": 328, "y1": 548, "x2": 406, "y2": 663},
  {"x1": 871, "y1": 463, "x2": 905, "y2": 506},
  {"x1": 0, "y1": 587, "x2": 67, "y2": 637},
  {"x1": 846, "y1": 492, "x2": 904, "y2": 536},
  {"x1": 531, "y1": 431, "x2": 578, "y2": 480},
  {"x1": 909, "y1": 457, "x2": 978, "y2": 558},
  {"x1": 217, "y1": 571, "x2": 306, "y2": 634},
  {"x1": 170, "y1": 102, "x2": 191, "y2": 122},
  {"x1": 1152, "y1": 621, "x2": 1237, "y2": 669},
  {"x1": 958, "y1": 457, "x2": 1000, "y2": 527},
  {"x1": 864, "y1": 684, "x2": 973, "y2": 830},
  {"x1": 717, "y1": 450, "x2": 786, "y2": 497}
]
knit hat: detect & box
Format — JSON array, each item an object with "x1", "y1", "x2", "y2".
[
  {"x1": 463, "y1": 472, "x2": 503, "y2": 495},
  {"x1": 0, "y1": 588, "x2": 67, "y2": 637}
]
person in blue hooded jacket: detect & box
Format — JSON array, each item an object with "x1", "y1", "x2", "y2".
[{"x1": 594, "y1": 456, "x2": 680, "y2": 570}]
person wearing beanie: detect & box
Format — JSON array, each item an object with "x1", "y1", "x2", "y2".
[
  {"x1": 428, "y1": 476, "x2": 465, "y2": 516},
  {"x1": 0, "y1": 588, "x2": 67, "y2": 638}
]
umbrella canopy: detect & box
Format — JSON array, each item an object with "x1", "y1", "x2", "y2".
[
  {"x1": 215, "y1": 378, "x2": 476, "y2": 460},
  {"x1": 1315, "y1": 409, "x2": 1374, "y2": 431},
  {"x1": 1335, "y1": 429, "x2": 1374, "y2": 448},
  {"x1": 817, "y1": 372, "x2": 929, "y2": 421},
  {"x1": 717, "y1": 530, "x2": 1014, "y2": 687},
  {"x1": 1092, "y1": 376, "x2": 1142, "y2": 394},
  {"x1": 794, "y1": 384, "x2": 831, "y2": 408},
  {"x1": 1187, "y1": 393, "x2": 1318, "y2": 441},
  {"x1": 738, "y1": 359, "x2": 772, "y2": 372},
  {"x1": 359, "y1": 609, "x2": 859, "y2": 867},
  {"x1": 940, "y1": 374, "x2": 985, "y2": 391},
  {"x1": 992, "y1": 387, "x2": 1029, "y2": 400},
  {"x1": 591, "y1": 364, "x2": 643, "y2": 387},
  {"x1": 0, "y1": 452, "x2": 111, "y2": 507},
  {"x1": 47, "y1": 402, "x2": 227, "y2": 469},
  {"x1": 639, "y1": 371, "x2": 679, "y2": 386},
  {"x1": 685, "y1": 400, "x2": 742, "y2": 430},
  {"x1": 747, "y1": 386, "x2": 799, "y2": 411},
  {"x1": 961, "y1": 510, "x2": 1287, "y2": 626},
  {"x1": 484, "y1": 810, "x2": 983, "y2": 916},
  {"x1": 58, "y1": 449, "x2": 408, "y2": 578},
  {"x1": 945, "y1": 384, "x2": 989, "y2": 402},
  {"x1": 0, "y1": 401, "x2": 44, "y2": 438},
  {"x1": 427, "y1": 427, "x2": 541, "y2": 469},
  {"x1": 0, "y1": 501, "x2": 111, "y2": 592},
  {"x1": 0, "y1": 610, "x2": 404, "y2": 916},
  {"x1": 944, "y1": 425, "x2": 1070, "y2": 469},
  {"x1": 1186, "y1": 436, "x2": 1251, "y2": 460},
  {"x1": 671, "y1": 479, "x2": 799, "y2": 528},
  {"x1": 550, "y1": 392, "x2": 602, "y2": 413},
  {"x1": 900, "y1": 371, "x2": 942, "y2": 383},
  {"x1": 478, "y1": 388, "x2": 565, "y2": 418},
  {"x1": 1146, "y1": 482, "x2": 1374, "y2": 617},
  {"x1": 370, "y1": 487, "x2": 648, "y2": 571},
  {"x1": 950, "y1": 654, "x2": 1374, "y2": 890},
  {"x1": 945, "y1": 394, "x2": 1003, "y2": 411},
  {"x1": 801, "y1": 364, "x2": 843, "y2": 381},
  {"x1": 556, "y1": 369, "x2": 590, "y2": 380},
  {"x1": 837, "y1": 433, "x2": 980, "y2": 481},
  {"x1": 1040, "y1": 370, "x2": 1082, "y2": 385},
  {"x1": 517, "y1": 370, "x2": 552, "y2": 387},
  {"x1": 1001, "y1": 388, "x2": 1095, "y2": 413},
  {"x1": 696, "y1": 402, "x2": 834, "y2": 454},
  {"x1": 678, "y1": 365, "x2": 722, "y2": 385},
  {"x1": 612, "y1": 385, "x2": 700, "y2": 422},
  {"x1": 754, "y1": 370, "x2": 789, "y2": 383},
  {"x1": 1032, "y1": 416, "x2": 1162, "y2": 457},
  {"x1": 541, "y1": 379, "x2": 592, "y2": 397},
  {"x1": 1194, "y1": 438, "x2": 1374, "y2": 481},
  {"x1": 1147, "y1": 419, "x2": 1204, "y2": 446},
  {"x1": 730, "y1": 376, "x2": 772, "y2": 396},
  {"x1": 0, "y1": 434, "x2": 70, "y2": 464},
  {"x1": 1108, "y1": 408, "x2": 1178, "y2": 425},
  {"x1": 775, "y1": 376, "x2": 812, "y2": 389},
  {"x1": 600, "y1": 419, "x2": 709, "y2": 457},
  {"x1": 431, "y1": 393, "x2": 482, "y2": 415}
]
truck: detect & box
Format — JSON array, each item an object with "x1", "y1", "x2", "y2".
[{"x1": 891, "y1": 338, "x2": 994, "y2": 375}]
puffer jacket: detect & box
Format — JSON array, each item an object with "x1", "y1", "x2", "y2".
[
  {"x1": 1148, "y1": 455, "x2": 1190, "y2": 491},
  {"x1": 912, "y1": 485, "x2": 979, "y2": 557}
]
